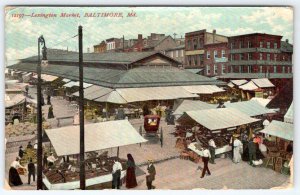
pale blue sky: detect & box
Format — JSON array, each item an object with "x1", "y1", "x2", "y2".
[{"x1": 5, "y1": 6, "x2": 293, "y2": 65}]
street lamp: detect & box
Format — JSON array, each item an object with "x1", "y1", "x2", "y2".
[{"x1": 37, "y1": 35, "x2": 47, "y2": 190}]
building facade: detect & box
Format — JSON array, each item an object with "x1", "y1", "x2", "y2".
[
  {"x1": 93, "y1": 41, "x2": 107, "y2": 53},
  {"x1": 184, "y1": 29, "x2": 228, "y2": 74},
  {"x1": 227, "y1": 33, "x2": 293, "y2": 75},
  {"x1": 165, "y1": 45, "x2": 185, "y2": 64}
]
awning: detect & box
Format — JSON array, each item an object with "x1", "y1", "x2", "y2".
[
  {"x1": 182, "y1": 85, "x2": 225, "y2": 94},
  {"x1": 45, "y1": 120, "x2": 148, "y2": 156},
  {"x1": 251, "y1": 78, "x2": 274, "y2": 88},
  {"x1": 227, "y1": 82, "x2": 235, "y2": 88},
  {"x1": 185, "y1": 69, "x2": 203, "y2": 74},
  {"x1": 72, "y1": 85, "x2": 113, "y2": 100},
  {"x1": 23, "y1": 72, "x2": 32, "y2": 77},
  {"x1": 5, "y1": 94, "x2": 26, "y2": 108},
  {"x1": 173, "y1": 100, "x2": 217, "y2": 115},
  {"x1": 33, "y1": 74, "x2": 58, "y2": 82},
  {"x1": 94, "y1": 91, "x2": 127, "y2": 104},
  {"x1": 179, "y1": 108, "x2": 260, "y2": 131},
  {"x1": 239, "y1": 81, "x2": 258, "y2": 91},
  {"x1": 284, "y1": 101, "x2": 293, "y2": 124},
  {"x1": 62, "y1": 78, "x2": 71, "y2": 83},
  {"x1": 116, "y1": 86, "x2": 198, "y2": 103},
  {"x1": 260, "y1": 120, "x2": 293, "y2": 141},
  {"x1": 230, "y1": 79, "x2": 248, "y2": 86},
  {"x1": 250, "y1": 97, "x2": 271, "y2": 107},
  {"x1": 224, "y1": 100, "x2": 275, "y2": 117},
  {"x1": 63, "y1": 81, "x2": 93, "y2": 88}
]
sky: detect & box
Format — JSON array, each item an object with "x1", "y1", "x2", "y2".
[{"x1": 4, "y1": 6, "x2": 293, "y2": 65}]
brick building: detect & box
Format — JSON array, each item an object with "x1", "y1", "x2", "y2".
[
  {"x1": 165, "y1": 45, "x2": 185, "y2": 64},
  {"x1": 93, "y1": 41, "x2": 107, "y2": 53},
  {"x1": 184, "y1": 29, "x2": 228, "y2": 75},
  {"x1": 227, "y1": 33, "x2": 293, "y2": 75}
]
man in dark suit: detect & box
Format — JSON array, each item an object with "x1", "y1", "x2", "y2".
[
  {"x1": 146, "y1": 159, "x2": 156, "y2": 190},
  {"x1": 248, "y1": 139, "x2": 257, "y2": 166},
  {"x1": 18, "y1": 146, "x2": 25, "y2": 159},
  {"x1": 27, "y1": 158, "x2": 35, "y2": 184}
]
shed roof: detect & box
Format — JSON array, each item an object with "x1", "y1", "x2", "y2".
[
  {"x1": 182, "y1": 85, "x2": 225, "y2": 94},
  {"x1": 251, "y1": 78, "x2": 274, "y2": 88},
  {"x1": 45, "y1": 120, "x2": 147, "y2": 156},
  {"x1": 173, "y1": 100, "x2": 217, "y2": 115},
  {"x1": 260, "y1": 120, "x2": 293, "y2": 141},
  {"x1": 239, "y1": 81, "x2": 258, "y2": 91},
  {"x1": 284, "y1": 101, "x2": 293, "y2": 124},
  {"x1": 218, "y1": 73, "x2": 293, "y2": 79},
  {"x1": 179, "y1": 108, "x2": 260, "y2": 131},
  {"x1": 230, "y1": 79, "x2": 248, "y2": 86}
]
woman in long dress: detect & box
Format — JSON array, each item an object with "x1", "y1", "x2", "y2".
[
  {"x1": 9, "y1": 157, "x2": 24, "y2": 186},
  {"x1": 48, "y1": 105, "x2": 54, "y2": 119},
  {"x1": 126, "y1": 153, "x2": 137, "y2": 189},
  {"x1": 233, "y1": 138, "x2": 243, "y2": 163}
]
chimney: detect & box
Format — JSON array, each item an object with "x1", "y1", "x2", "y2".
[
  {"x1": 213, "y1": 29, "x2": 216, "y2": 43},
  {"x1": 286, "y1": 39, "x2": 289, "y2": 43}
]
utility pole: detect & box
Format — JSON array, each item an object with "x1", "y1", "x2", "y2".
[
  {"x1": 78, "y1": 25, "x2": 86, "y2": 190},
  {"x1": 37, "y1": 35, "x2": 47, "y2": 190}
]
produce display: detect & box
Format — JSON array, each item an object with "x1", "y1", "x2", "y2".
[
  {"x1": 20, "y1": 148, "x2": 37, "y2": 166},
  {"x1": 5, "y1": 122, "x2": 51, "y2": 137}
]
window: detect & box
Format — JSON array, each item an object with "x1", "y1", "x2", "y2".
[
  {"x1": 240, "y1": 54, "x2": 244, "y2": 60},
  {"x1": 274, "y1": 42, "x2": 278, "y2": 49},
  {"x1": 214, "y1": 50, "x2": 218, "y2": 58},
  {"x1": 274, "y1": 54, "x2": 277, "y2": 61},
  {"x1": 267, "y1": 42, "x2": 270, "y2": 49},
  {"x1": 181, "y1": 50, "x2": 184, "y2": 57},
  {"x1": 260, "y1": 41, "x2": 263, "y2": 48},
  {"x1": 206, "y1": 65, "x2": 211, "y2": 75},
  {"x1": 187, "y1": 40, "x2": 192, "y2": 50},
  {"x1": 230, "y1": 54, "x2": 234, "y2": 61},
  {"x1": 267, "y1": 54, "x2": 270, "y2": 61},
  {"x1": 274, "y1": 66, "x2": 277, "y2": 73},
  {"x1": 188, "y1": 56, "x2": 192, "y2": 65},
  {"x1": 259, "y1": 66, "x2": 263, "y2": 73},
  {"x1": 231, "y1": 42, "x2": 234, "y2": 49},
  {"x1": 207, "y1": 51, "x2": 210, "y2": 59},
  {"x1": 193, "y1": 39, "x2": 198, "y2": 50},
  {"x1": 200, "y1": 55, "x2": 204, "y2": 65},
  {"x1": 221, "y1": 64, "x2": 226, "y2": 74},
  {"x1": 214, "y1": 64, "x2": 218, "y2": 74},
  {"x1": 194, "y1": 56, "x2": 198, "y2": 65},
  {"x1": 260, "y1": 53, "x2": 263, "y2": 60},
  {"x1": 175, "y1": 50, "x2": 179, "y2": 58},
  {"x1": 287, "y1": 67, "x2": 290, "y2": 73},
  {"x1": 248, "y1": 53, "x2": 253, "y2": 60},
  {"x1": 248, "y1": 41, "x2": 253, "y2": 48},
  {"x1": 221, "y1": 50, "x2": 225, "y2": 58},
  {"x1": 282, "y1": 66, "x2": 285, "y2": 73}
]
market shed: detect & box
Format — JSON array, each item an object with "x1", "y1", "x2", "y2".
[
  {"x1": 224, "y1": 100, "x2": 275, "y2": 117},
  {"x1": 45, "y1": 120, "x2": 147, "y2": 156},
  {"x1": 260, "y1": 120, "x2": 293, "y2": 141},
  {"x1": 284, "y1": 101, "x2": 293, "y2": 124},
  {"x1": 172, "y1": 100, "x2": 217, "y2": 116},
  {"x1": 178, "y1": 108, "x2": 260, "y2": 131}
]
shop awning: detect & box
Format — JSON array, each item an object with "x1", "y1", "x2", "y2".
[
  {"x1": 230, "y1": 79, "x2": 248, "y2": 86},
  {"x1": 45, "y1": 120, "x2": 147, "y2": 156},
  {"x1": 250, "y1": 97, "x2": 271, "y2": 107},
  {"x1": 173, "y1": 100, "x2": 217, "y2": 115},
  {"x1": 63, "y1": 81, "x2": 93, "y2": 88},
  {"x1": 284, "y1": 101, "x2": 293, "y2": 124},
  {"x1": 179, "y1": 108, "x2": 260, "y2": 131},
  {"x1": 94, "y1": 91, "x2": 127, "y2": 104},
  {"x1": 62, "y1": 78, "x2": 71, "y2": 83},
  {"x1": 251, "y1": 78, "x2": 274, "y2": 88},
  {"x1": 239, "y1": 81, "x2": 258, "y2": 91},
  {"x1": 5, "y1": 94, "x2": 26, "y2": 108},
  {"x1": 260, "y1": 120, "x2": 293, "y2": 141},
  {"x1": 116, "y1": 86, "x2": 198, "y2": 103},
  {"x1": 224, "y1": 100, "x2": 275, "y2": 117},
  {"x1": 33, "y1": 74, "x2": 58, "y2": 82},
  {"x1": 182, "y1": 85, "x2": 225, "y2": 94},
  {"x1": 72, "y1": 85, "x2": 113, "y2": 100}
]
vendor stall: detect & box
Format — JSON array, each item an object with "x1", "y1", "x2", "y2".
[{"x1": 43, "y1": 120, "x2": 147, "y2": 190}]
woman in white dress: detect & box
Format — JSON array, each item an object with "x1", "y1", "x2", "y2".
[
  {"x1": 9, "y1": 157, "x2": 25, "y2": 186},
  {"x1": 233, "y1": 138, "x2": 243, "y2": 163}
]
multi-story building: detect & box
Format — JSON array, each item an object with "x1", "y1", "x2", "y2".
[
  {"x1": 142, "y1": 33, "x2": 177, "y2": 52},
  {"x1": 227, "y1": 33, "x2": 293, "y2": 74},
  {"x1": 184, "y1": 29, "x2": 228, "y2": 75},
  {"x1": 204, "y1": 42, "x2": 229, "y2": 76},
  {"x1": 106, "y1": 38, "x2": 122, "y2": 52},
  {"x1": 93, "y1": 41, "x2": 107, "y2": 53},
  {"x1": 165, "y1": 45, "x2": 185, "y2": 64}
]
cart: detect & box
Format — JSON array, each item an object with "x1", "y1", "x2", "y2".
[{"x1": 140, "y1": 115, "x2": 164, "y2": 147}]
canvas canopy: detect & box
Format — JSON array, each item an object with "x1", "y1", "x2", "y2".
[
  {"x1": 260, "y1": 120, "x2": 293, "y2": 141},
  {"x1": 33, "y1": 74, "x2": 58, "y2": 82},
  {"x1": 224, "y1": 100, "x2": 275, "y2": 117},
  {"x1": 5, "y1": 94, "x2": 26, "y2": 108},
  {"x1": 180, "y1": 108, "x2": 260, "y2": 131},
  {"x1": 94, "y1": 91, "x2": 127, "y2": 104},
  {"x1": 173, "y1": 100, "x2": 217, "y2": 115},
  {"x1": 230, "y1": 79, "x2": 248, "y2": 86},
  {"x1": 251, "y1": 78, "x2": 274, "y2": 88},
  {"x1": 72, "y1": 85, "x2": 113, "y2": 100},
  {"x1": 239, "y1": 81, "x2": 258, "y2": 91},
  {"x1": 182, "y1": 85, "x2": 225, "y2": 94},
  {"x1": 45, "y1": 120, "x2": 147, "y2": 156},
  {"x1": 116, "y1": 86, "x2": 198, "y2": 103},
  {"x1": 63, "y1": 81, "x2": 93, "y2": 88},
  {"x1": 250, "y1": 97, "x2": 271, "y2": 107},
  {"x1": 62, "y1": 78, "x2": 71, "y2": 83},
  {"x1": 284, "y1": 101, "x2": 293, "y2": 124}
]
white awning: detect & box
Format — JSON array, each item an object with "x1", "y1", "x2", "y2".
[
  {"x1": 179, "y1": 108, "x2": 260, "y2": 131},
  {"x1": 62, "y1": 78, "x2": 71, "y2": 83},
  {"x1": 230, "y1": 79, "x2": 248, "y2": 86},
  {"x1": 173, "y1": 100, "x2": 217, "y2": 115},
  {"x1": 72, "y1": 85, "x2": 113, "y2": 100},
  {"x1": 260, "y1": 120, "x2": 293, "y2": 141},
  {"x1": 239, "y1": 81, "x2": 258, "y2": 91},
  {"x1": 182, "y1": 85, "x2": 225, "y2": 94},
  {"x1": 284, "y1": 101, "x2": 293, "y2": 124},
  {"x1": 94, "y1": 91, "x2": 127, "y2": 104},
  {"x1": 5, "y1": 94, "x2": 26, "y2": 108},
  {"x1": 224, "y1": 100, "x2": 275, "y2": 117},
  {"x1": 45, "y1": 120, "x2": 148, "y2": 156},
  {"x1": 63, "y1": 81, "x2": 93, "y2": 88},
  {"x1": 33, "y1": 74, "x2": 58, "y2": 82},
  {"x1": 250, "y1": 97, "x2": 271, "y2": 107},
  {"x1": 251, "y1": 78, "x2": 274, "y2": 88},
  {"x1": 227, "y1": 82, "x2": 235, "y2": 88},
  {"x1": 116, "y1": 86, "x2": 198, "y2": 103}
]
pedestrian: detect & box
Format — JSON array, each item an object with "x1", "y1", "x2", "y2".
[
  {"x1": 43, "y1": 152, "x2": 48, "y2": 168},
  {"x1": 208, "y1": 138, "x2": 216, "y2": 164},
  {"x1": 146, "y1": 159, "x2": 156, "y2": 189},
  {"x1": 18, "y1": 146, "x2": 25, "y2": 159},
  {"x1": 117, "y1": 105, "x2": 125, "y2": 120},
  {"x1": 41, "y1": 95, "x2": 45, "y2": 106},
  {"x1": 142, "y1": 104, "x2": 150, "y2": 116},
  {"x1": 9, "y1": 157, "x2": 24, "y2": 186},
  {"x1": 112, "y1": 159, "x2": 122, "y2": 189},
  {"x1": 25, "y1": 85, "x2": 29, "y2": 96},
  {"x1": 47, "y1": 95, "x2": 51, "y2": 105},
  {"x1": 47, "y1": 152, "x2": 58, "y2": 167},
  {"x1": 248, "y1": 138, "x2": 257, "y2": 166},
  {"x1": 200, "y1": 147, "x2": 211, "y2": 178},
  {"x1": 27, "y1": 158, "x2": 35, "y2": 184},
  {"x1": 48, "y1": 105, "x2": 54, "y2": 119},
  {"x1": 27, "y1": 141, "x2": 33, "y2": 149},
  {"x1": 233, "y1": 136, "x2": 243, "y2": 163},
  {"x1": 126, "y1": 154, "x2": 137, "y2": 189},
  {"x1": 102, "y1": 107, "x2": 107, "y2": 119}
]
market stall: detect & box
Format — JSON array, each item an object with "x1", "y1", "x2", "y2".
[{"x1": 43, "y1": 120, "x2": 147, "y2": 190}]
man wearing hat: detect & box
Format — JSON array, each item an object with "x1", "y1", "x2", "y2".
[
  {"x1": 248, "y1": 138, "x2": 257, "y2": 166},
  {"x1": 18, "y1": 146, "x2": 25, "y2": 159},
  {"x1": 146, "y1": 159, "x2": 156, "y2": 189},
  {"x1": 200, "y1": 147, "x2": 211, "y2": 178},
  {"x1": 208, "y1": 138, "x2": 216, "y2": 164}
]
